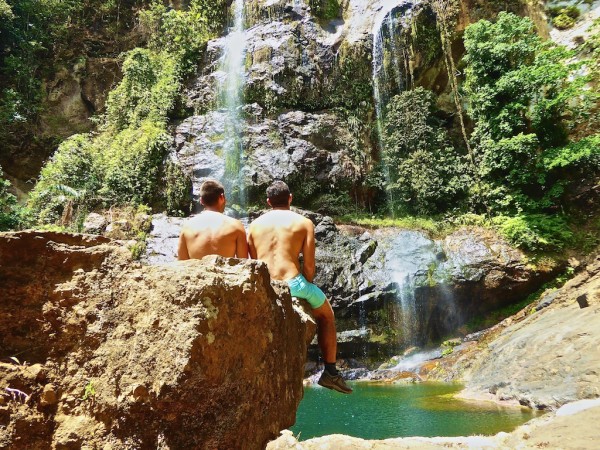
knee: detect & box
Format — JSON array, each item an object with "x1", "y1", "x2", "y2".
[{"x1": 314, "y1": 301, "x2": 334, "y2": 323}]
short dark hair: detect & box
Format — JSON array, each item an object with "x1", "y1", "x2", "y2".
[
  {"x1": 200, "y1": 179, "x2": 225, "y2": 206},
  {"x1": 266, "y1": 180, "x2": 291, "y2": 207}
]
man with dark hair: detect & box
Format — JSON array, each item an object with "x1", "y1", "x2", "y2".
[
  {"x1": 248, "y1": 180, "x2": 352, "y2": 394},
  {"x1": 178, "y1": 179, "x2": 248, "y2": 260}
]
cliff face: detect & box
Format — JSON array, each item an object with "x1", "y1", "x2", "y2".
[
  {"x1": 0, "y1": 231, "x2": 315, "y2": 449},
  {"x1": 460, "y1": 254, "x2": 600, "y2": 409}
]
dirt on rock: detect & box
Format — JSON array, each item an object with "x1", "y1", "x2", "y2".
[{"x1": 0, "y1": 231, "x2": 316, "y2": 450}]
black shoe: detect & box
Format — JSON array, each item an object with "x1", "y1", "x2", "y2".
[{"x1": 317, "y1": 371, "x2": 353, "y2": 394}]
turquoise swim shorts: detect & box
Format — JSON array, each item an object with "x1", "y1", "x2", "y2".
[{"x1": 287, "y1": 274, "x2": 327, "y2": 309}]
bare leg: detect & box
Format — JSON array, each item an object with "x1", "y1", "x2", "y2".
[{"x1": 311, "y1": 299, "x2": 337, "y2": 364}]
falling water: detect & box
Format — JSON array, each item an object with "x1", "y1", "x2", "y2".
[
  {"x1": 382, "y1": 231, "x2": 439, "y2": 348},
  {"x1": 371, "y1": 4, "x2": 426, "y2": 350},
  {"x1": 217, "y1": 0, "x2": 247, "y2": 207},
  {"x1": 371, "y1": 2, "x2": 419, "y2": 214}
]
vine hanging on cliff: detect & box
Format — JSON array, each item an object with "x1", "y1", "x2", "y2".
[{"x1": 430, "y1": 0, "x2": 473, "y2": 167}]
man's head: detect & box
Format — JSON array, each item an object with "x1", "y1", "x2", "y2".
[
  {"x1": 266, "y1": 180, "x2": 292, "y2": 208},
  {"x1": 200, "y1": 179, "x2": 226, "y2": 211}
]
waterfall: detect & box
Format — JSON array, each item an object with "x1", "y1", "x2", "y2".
[
  {"x1": 216, "y1": 0, "x2": 247, "y2": 208},
  {"x1": 371, "y1": 3, "x2": 425, "y2": 350},
  {"x1": 371, "y1": 1, "x2": 419, "y2": 214}
]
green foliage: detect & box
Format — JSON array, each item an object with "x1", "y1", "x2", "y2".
[
  {"x1": 382, "y1": 87, "x2": 469, "y2": 215},
  {"x1": 0, "y1": 0, "x2": 13, "y2": 18},
  {"x1": 82, "y1": 381, "x2": 96, "y2": 401},
  {"x1": 28, "y1": 135, "x2": 100, "y2": 224},
  {"x1": 99, "y1": 121, "x2": 171, "y2": 204},
  {"x1": 0, "y1": 166, "x2": 28, "y2": 231},
  {"x1": 163, "y1": 159, "x2": 192, "y2": 216},
  {"x1": 104, "y1": 49, "x2": 180, "y2": 130},
  {"x1": 308, "y1": 192, "x2": 355, "y2": 216},
  {"x1": 309, "y1": 0, "x2": 340, "y2": 20},
  {"x1": 541, "y1": 134, "x2": 600, "y2": 172},
  {"x1": 548, "y1": 6, "x2": 580, "y2": 30},
  {"x1": 493, "y1": 214, "x2": 573, "y2": 251},
  {"x1": 553, "y1": 14, "x2": 575, "y2": 30},
  {"x1": 28, "y1": 1, "x2": 222, "y2": 225},
  {"x1": 463, "y1": 12, "x2": 593, "y2": 214},
  {"x1": 139, "y1": 0, "x2": 224, "y2": 75},
  {"x1": 337, "y1": 213, "x2": 451, "y2": 237},
  {"x1": 0, "y1": 0, "x2": 143, "y2": 142}
]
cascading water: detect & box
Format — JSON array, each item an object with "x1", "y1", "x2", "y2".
[
  {"x1": 371, "y1": 1, "x2": 419, "y2": 218},
  {"x1": 383, "y1": 231, "x2": 439, "y2": 348},
  {"x1": 216, "y1": 0, "x2": 247, "y2": 208},
  {"x1": 371, "y1": 3, "x2": 428, "y2": 352},
  {"x1": 371, "y1": 1, "x2": 417, "y2": 161}
]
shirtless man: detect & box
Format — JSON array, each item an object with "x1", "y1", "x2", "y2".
[
  {"x1": 247, "y1": 180, "x2": 352, "y2": 394},
  {"x1": 178, "y1": 179, "x2": 248, "y2": 260}
]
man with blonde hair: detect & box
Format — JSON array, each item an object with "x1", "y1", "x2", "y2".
[{"x1": 178, "y1": 179, "x2": 248, "y2": 260}]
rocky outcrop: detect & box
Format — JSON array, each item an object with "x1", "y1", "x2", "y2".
[
  {"x1": 142, "y1": 209, "x2": 561, "y2": 361},
  {"x1": 292, "y1": 212, "x2": 560, "y2": 358},
  {"x1": 458, "y1": 254, "x2": 600, "y2": 409},
  {"x1": 0, "y1": 231, "x2": 315, "y2": 449},
  {"x1": 173, "y1": 109, "x2": 362, "y2": 206}
]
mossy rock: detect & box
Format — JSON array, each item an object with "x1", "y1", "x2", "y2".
[{"x1": 552, "y1": 13, "x2": 575, "y2": 30}]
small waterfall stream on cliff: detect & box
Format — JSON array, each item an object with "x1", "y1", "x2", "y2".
[
  {"x1": 371, "y1": 3, "x2": 438, "y2": 353},
  {"x1": 371, "y1": 1, "x2": 418, "y2": 211},
  {"x1": 215, "y1": 0, "x2": 247, "y2": 207},
  {"x1": 383, "y1": 231, "x2": 440, "y2": 348}
]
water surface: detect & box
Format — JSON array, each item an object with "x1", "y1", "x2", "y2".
[{"x1": 291, "y1": 382, "x2": 539, "y2": 441}]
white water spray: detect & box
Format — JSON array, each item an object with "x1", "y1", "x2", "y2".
[{"x1": 217, "y1": 0, "x2": 247, "y2": 207}]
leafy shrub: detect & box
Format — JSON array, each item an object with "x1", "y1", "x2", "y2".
[
  {"x1": 99, "y1": 121, "x2": 171, "y2": 204},
  {"x1": 553, "y1": 14, "x2": 575, "y2": 30},
  {"x1": 541, "y1": 134, "x2": 600, "y2": 172},
  {"x1": 28, "y1": 1, "x2": 221, "y2": 225},
  {"x1": 104, "y1": 49, "x2": 180, "y2": 131},
  {"x1": 463, "y1": 12, "x2": 592, "y2": 214},
  {"x1": 0, "y1": 167, "x2": 28, "y2": 230},
  {"x1": 28, "y1": 135, "x2": 100, "y2": 224},
  {"x1": 0, "y1": 0, "x2": 13, "y2": 18},
  {"x1": 382, "y1": 87, "x2": 469, "y2": 215},
  {"x1": 494, "y1": 214, "x2": 573, "y2": 251},
  {"x1": 309, "y1": 0, "x2": 340, "y2": 20},
  {"x1": 139, "y1": 0, "x2": 224, "y2": 75},
  {"x1": 163, "y1": 158, "x2": 192, "y2": 216}
]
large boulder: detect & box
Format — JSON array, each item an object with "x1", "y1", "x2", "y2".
[{"x1": 0, "y1": 231, "x2": 315, "y2": 449}]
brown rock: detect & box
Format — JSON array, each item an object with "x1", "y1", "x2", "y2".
[
  {"x1": 0, "y1": 231, "x2": 316, "y2": 449},
  {"x1": 40, "y1": 384, "x2": 58, "y2": 407}
]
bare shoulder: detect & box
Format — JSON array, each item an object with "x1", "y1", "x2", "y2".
[
  {"x1": 220, "y1": 214, "x2": 242, "y2": 230},
  {"x1": 296, "y1": 213, "x2": 314, "y2": 229}
]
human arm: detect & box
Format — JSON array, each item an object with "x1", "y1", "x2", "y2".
[
  {"x1": 177, "y1": 231, "x2": 190, "y2": 260},
  {"x1": 235, "y1": 224, "x2": 249, "y2": 258},
  {"x1": 301, "y1": 220, "x2": 316, "y2": 282},
  {"x1": 247, "y1": 226, "x2": 257, "y2": 259}
]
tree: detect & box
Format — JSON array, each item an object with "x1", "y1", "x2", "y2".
[
  {"x1": 382, "y1": 87, "x2": 468, "y2": 215},
  {"x1": 463, "y1": 12, "x2": 592, "y2": 213}
]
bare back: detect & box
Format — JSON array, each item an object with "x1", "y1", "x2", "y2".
[
  {"x1": 178, "y1": 211, "x2": 248, "y2": 259},
  {"x1": 248, "y1": 210, "x2": 315, "y2": 281}
]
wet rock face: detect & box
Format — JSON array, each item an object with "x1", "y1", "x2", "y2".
[
  {"x1": 177, "y1": 0, "x2": 375, "y2": 207},
  {"x1": 173, "y1": 108, "x2": 361, "y2": 205},
  {"x1": 462, "y1": 255, "x2": 600, "y2": 409},
  {"x1": 296, "y1": 214, "x2": 560, "y2": 358},
  {"x1": 0, "y1": 231, "x2": 315, "y2": 449}
]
